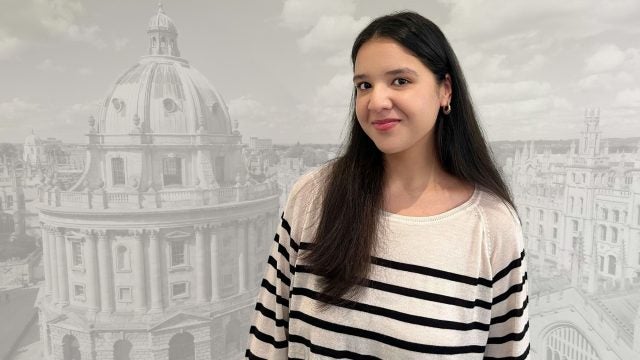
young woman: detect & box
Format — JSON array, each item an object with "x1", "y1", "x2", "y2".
[{"x1": 247, "y1": 12, "x2": 529, "y2": 359}]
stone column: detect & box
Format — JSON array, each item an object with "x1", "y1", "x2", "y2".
[
  {"x1": 247, "y1": 220, "x2": 258, "y2": 289},
  {"x1": 131, "y1": 230, "x2": 147, "y2": 313},
  {"x1": 41, "y1": 225, "x2": 52, "y2": 296},
  {"x1": 210, "y1": 225, "x2": 220, "y2": 301},
  {"x1": 96, "y1": 230, "x2": 114, "y2": 313},
  {"x1": 45, "y1": 226, "x2": 59, "y2": 303},
  {"x1": 238, "y1": 219, "x2": 249, "y2": 293},
  {"x1": 148, "y1": 229, "x2": 163, "y2": 312},
  {"x1": 54, "y1": 228, "x2": 69, "y2": 306},
  {"x1": 83, "y1": 230, "x2": 100, "y2": 313},
  {"x1": 195, "y1": 225, "x2": 209, "y2": 303}
]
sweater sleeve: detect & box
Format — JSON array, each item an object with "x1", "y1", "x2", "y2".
[
  {"x1": 245, "y1": 169, "x2": 320, "y2": 359},
  {"x1": 484, "y1": 206, "x2": 530, "y2": 360}
]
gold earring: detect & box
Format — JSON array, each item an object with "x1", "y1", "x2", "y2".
[{"x1": 443, "y1": 103, "x2": 451, "y2": 115}]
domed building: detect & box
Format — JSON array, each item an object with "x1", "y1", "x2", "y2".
[{"x1": 37, "y1": 5, "x2": 279, "y2": 359}]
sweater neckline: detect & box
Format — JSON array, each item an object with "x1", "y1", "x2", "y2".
[{"x1": 381, "y1": 185, "x2": 480, "y2": 223}]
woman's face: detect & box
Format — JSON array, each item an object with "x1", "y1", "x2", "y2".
[{"x1": 353, "y1": 37, "x2": 451, "y2": 157}]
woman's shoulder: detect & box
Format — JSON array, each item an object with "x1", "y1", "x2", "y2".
[
  {"x1": 474, "y1": 187, "x2": 523, "y2": 257},
  {"x1": 285, "y1": 161, "x2": 333, "y2": 212}
]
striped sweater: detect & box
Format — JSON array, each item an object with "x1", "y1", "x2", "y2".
[{"x1": 246, "y1": 166, "x2": 529, "y2": 359}]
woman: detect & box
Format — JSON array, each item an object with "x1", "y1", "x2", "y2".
[{"x1": 247, "y1": 11, "x2": 529, "y2": 359}]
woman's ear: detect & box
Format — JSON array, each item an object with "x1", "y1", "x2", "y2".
[{"x1": 440, "y1": 74, "x2": 452, "y2": 106}]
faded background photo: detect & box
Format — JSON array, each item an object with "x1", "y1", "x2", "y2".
[{"x1": 1, "y1": 0, "x2": 639, "y2": 359}]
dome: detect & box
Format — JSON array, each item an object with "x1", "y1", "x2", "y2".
[
  {"x1": 97, "y1": 57, "x2": 232, "y2": 135},
  {"x1": 148, "y1": 4, "x2": 177, "y2": 34},
  {"x1": 96, "y1": 4, "x2": 232, "y2": 136}
]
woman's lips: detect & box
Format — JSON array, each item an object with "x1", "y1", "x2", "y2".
[{"x1": 372, "y1": 119, "x2": 400, "y2": 131}]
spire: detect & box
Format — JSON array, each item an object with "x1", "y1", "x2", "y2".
[{"x1": 158, "y1": 1, "x2": 165, "y2": 14}]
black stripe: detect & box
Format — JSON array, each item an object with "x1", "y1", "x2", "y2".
[
  {"x1": 281, "y1": 212, "x2": 292, "y2": 236},
  {"x1": 289, "y1": 236, "x2": 299, "y2": 253},
  {"x1": 267, "y1": 256, "x2": 292, "y2": 287},
  {"x1": 254, "y1": 302, "x2": 288, "y2": 328},
  {"x1": 492, "y1": 273, "x2": 527, "y2": 305},
  {"x1": 249, "y1": 325, "x2": 288, "y2": 349},
  {"x1": 245, "y1": 349, "x2": 268, "y2": 360},
  {"x1": 277, "y1": 243, "x2": 290, "y2": 263},
  {"x1": 289, "y1": 334, "x2": 382, "y2": 359},
  {"x1": 260, "y1": 279, "x2": 290, "y2": 307},
  {"x1": 295, "y1": 265, "x2": 492, "y2": 310},
  {"x1": 487, "y1": 321, "x2": 529, "y2": 344},
  {"x1": 491, "y1": 297, "x2": 528, "y2": 325},
  {"x1": 289, "y1": 310, "x2": 486, "y2": 355},
  {"x1": 291, "y1": 287, "x2": 490, "y2": 331},
  {"x1": 492, "y1": 250, "x2": 525, "y2": 285},
  {"x1": 299, "y1": 241, "x2": 312, "y2": 251},
  {"x1": 484, "y1": 343, "x2": 530, "y2": 360},
  {"x1": 371, "y1": 256, "x2": 492, "y2": 287}
]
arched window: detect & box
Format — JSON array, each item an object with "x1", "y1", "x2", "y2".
[
  {"x1": 62, "y1": 335, "x2": 81, "y2": 360},
  {"x1": 114, "y1": 340, "x2": 132, "y2": 360},
  {"x1": 544, "y1": 326, "x2": 600, "y2": 360},
  {"x1": 116, "y1": 246, "x2": 130, "y2": 271},
  {"x1": 600, "y1": 225, "x2": 607, "y2": 241},
  {"x1": 602, "y1": 208, "x2": 608, "y2": 220},
  {"x1": 608, "y1": 255, "x2": 617, "y2": 275},
  {"x1": 168, "y1": 332, "x2": 194, "y2": 360},
  {"x1": 611, "y1": 227, "x2": 618, "y2": 243}
]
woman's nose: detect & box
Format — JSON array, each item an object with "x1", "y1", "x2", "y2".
[{"x1": 367, "y1": 86, "x2": 392, "y2": 112}]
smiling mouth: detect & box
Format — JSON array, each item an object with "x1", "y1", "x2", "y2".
[{"x1": 372, "y1": 119, "x2": 400, "y2": 131}]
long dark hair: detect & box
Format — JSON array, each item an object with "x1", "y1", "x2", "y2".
[{"x1": 302, "y1": 11, "x2": 515, "y2": 306}]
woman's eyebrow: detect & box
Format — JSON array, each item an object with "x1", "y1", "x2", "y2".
[{"x1": 353, "y1": 67, "x2": 418, "y2": 82}]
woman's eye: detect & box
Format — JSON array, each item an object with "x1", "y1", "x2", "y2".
[
  {"x1": 393, "y1": 78, "x2": 409, "y2": 86},
  {"x1": 355, "y1": 82, "x2": 371, "y2": 91}
]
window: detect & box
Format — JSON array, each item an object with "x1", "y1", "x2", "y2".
[
  {"x1": 72, "y1": 241, "x2": 83, "y2": 267},
  {"x1": 600, "y1": 225, "x2": 607, "y2": 241},
  {"x1": 579, "y1": 198, "x2": 584, "y2": 215},
  {"x1": 538, "y1": 225, "x2": 544, "y2": 237},
  {"x1": 602, "y1": 208, "x2": 608, "y2": 220},
  {"x1": 163, "y1": 157, "x2": 182, "y2": 185},
  {"x1": 73, "y1": 284, "x2": 85, "y2": 300},
  {"x1": 171, "y1": 282, "x2": 189, "y2": 299},
  {"x1": 569, "y1": 197, "x2": 574, "y2": 213},
  {"x1": 118, "y1": 287, "x2": 132, "y2": 302},
  {"x1": 111, "y1": 157, "x2": 125, "y2": 185},
  {"x1": 554, "y1": 212, "x2": 559, "y2": 224},
  {"x1": 539, "y1": 210, "x2": 544, "y2": 221},
  {"x1": 116, "y1": 246, "x2": 130, "y2": 272},
  {"x1": 608, "y1": 255, "x2": 616, "y2": 275},
  {"x1": 551, "y1": 243, "x2": 556, "y2": 256},
  {"x1": 572, "y1": 220, "x2": 578, "y2": 232},
  {"x1": 553, "y1": 228, "x2": 558, "y2": 239},
  {"x1": 526, "y1": 207, "x2": 531, "y2": 219},
  {"x1": 611, "y1": 227, "x2": 618, "y2": 243},
  {"x1": 613, "y1": 210, "x2": 619, "y2": 223},
  {"x1": 171, "y1": 241, "x2": 186, "y2": 267},
  {"x1": 6, "y1": 195, "x2": 13, "y2": 209},
  {"x1": 599, "y1": 256, "x2": 604, "y2": 271}
]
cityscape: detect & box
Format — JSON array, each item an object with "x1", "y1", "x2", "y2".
[{"x1": 1, "y1": 1, "x2": 640, "y2": 360}]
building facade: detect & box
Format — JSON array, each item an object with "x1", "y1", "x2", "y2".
[
  {"x1": 37, "y1": 5, "x2": 279, "y2": 360},
  {"x1": 502, "y1": 108, "x2": 640, "y2": 359}
]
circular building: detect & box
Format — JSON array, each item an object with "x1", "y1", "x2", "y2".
[{"x1": 37, "y1": 5, "x2": 279, "y2": 360}]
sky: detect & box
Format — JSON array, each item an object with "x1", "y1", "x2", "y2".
[{"x1": 0, "y1": 0, "x2": 639, "y2": 144}]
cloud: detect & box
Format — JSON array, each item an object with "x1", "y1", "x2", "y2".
[
  {"x1": 114, "y1": 37, "x2": 129, "y2": 52},
  {"x1": 613, "y1": 88, "x2": 640, "y2": 108},
  {"x1": 280, "y1": 0, "x2": 356, "y2": 30},
  {"x1": 472, "y1": 81, "x2": 552, "y2": 103},
  {"x1": 66, "y1": 24, "x2": 106, "y2": 48},
  {"x1": 298, "y1": 15, "x2": 371, "y2": 53},
  {"x1": 0, "y1": 31, "x2": 24, "y2": 60},
  {"x1": 77, "y1": 67, "x2": 92, "y2": 76},
  {"x1": 584, "y1": 44, "x2": 626, "y2": 73},
  {"x1": 36, "y1": 58, "x2": 65, "y2": 72}
]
